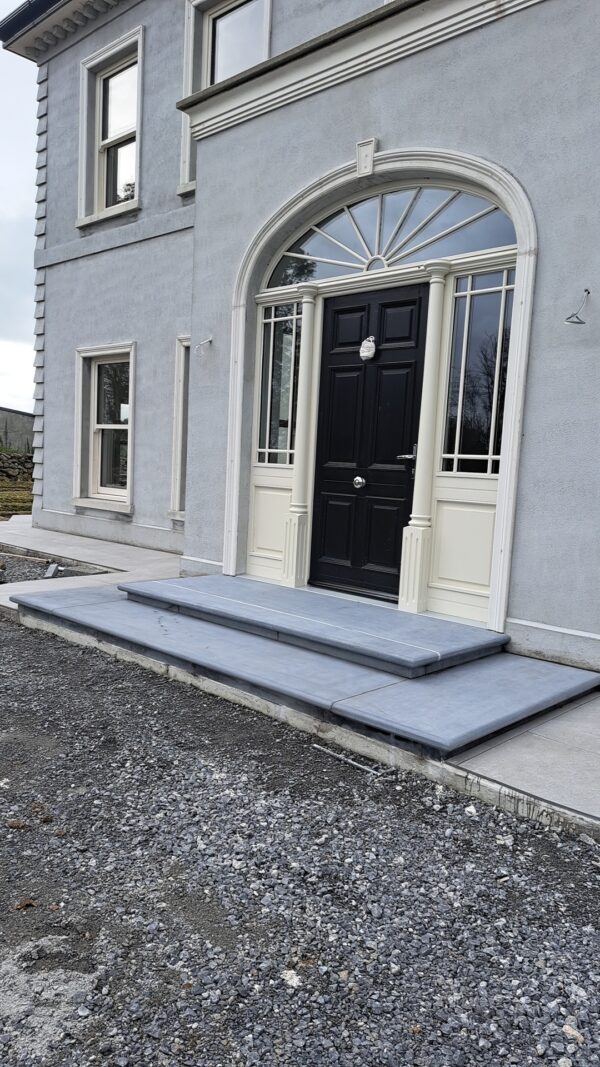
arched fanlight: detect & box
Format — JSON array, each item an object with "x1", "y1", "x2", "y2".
[{"x1": 268, "y1": 187, "x2": 516, "y2": 288}]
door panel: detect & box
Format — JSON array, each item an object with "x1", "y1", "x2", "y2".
[
  {"x1": 310, "y1": 285, "x2": 429, "y2": 599},
  {"x1": 325, "y1": 370, "x2": 362, "y2": 465}
]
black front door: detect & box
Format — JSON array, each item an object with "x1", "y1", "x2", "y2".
[{"x1": 309, "y1": 285, "x2": 429, "y2": 600}]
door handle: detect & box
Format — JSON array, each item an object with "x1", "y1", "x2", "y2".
[
  {"x1": 397, "y1": 444, "x2": 417, "y2": 462},
  {"x1": 353, "y1": 476, "x2": 366, "y2": 489}
]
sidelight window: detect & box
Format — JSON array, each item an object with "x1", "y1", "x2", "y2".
[
  {"x1": 257, "y1": 303, "x2": 302, "y2": 464},
  {"x1": 442, "y1": 269, "x2": 515, "y2": 475}
]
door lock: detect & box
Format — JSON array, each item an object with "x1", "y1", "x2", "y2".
[
  {"x1": 353, "y1": 476, "x2": 366, "y2": 489},
  {"x1": 397, "y1": 444, "x2": 417, "y2": 462}
]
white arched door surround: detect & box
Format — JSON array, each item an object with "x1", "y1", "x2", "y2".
[{"x1": 223, "y1": 149, "x2": 537, "y2": 632}]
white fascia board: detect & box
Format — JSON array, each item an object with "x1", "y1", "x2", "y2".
[{"x1": 184, "y1": 0, "x2": 547, "y2": 141}]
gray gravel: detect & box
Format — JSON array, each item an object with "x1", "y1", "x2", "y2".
[
  {"x1": 0, "y1": 554, "x2": 100, "y2": 584},
  {"x1": 0, "y1": 614, "x2": 598, "y2": 1067}
]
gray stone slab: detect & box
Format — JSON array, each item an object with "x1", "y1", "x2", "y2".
[
  {"x1": 458, "y1": 731, "x2": 600, "y2": 818},
  {"x1": 12, "y1": 589, "x2": 599, "y2": 756},
  {"x1": 12, "y1": 589, "x2": 401, "y2": 711},
  {"x1": 120, "y1": 575, "x2": 508, "y2": 676},
  {"x1": 333, "y1": 654, "x2": 599, "y2": 754}
]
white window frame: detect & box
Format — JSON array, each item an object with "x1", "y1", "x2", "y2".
[
  {"x1": 169, "y1": 336, "x2": 191, "y2": 519},
  {"x1": 440, "y1": 266, "x2": 516, "y2": 477},
  {"x1": 73, "y1": 342, "x2": 136, "y2": 514},
  {"x1": 179, "y1": 0, "x2": 271, "y2": 193},
  {"x1": 78, "y1": 26, "x2": 144, "y2": 227}
]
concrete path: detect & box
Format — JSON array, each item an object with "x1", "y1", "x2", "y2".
[
  {"x1": 0, "y1": 515, "x2": 180, "y2": 613},
  {"x1": 451, "y1": 689, "x2": 600, "y2": 819}
]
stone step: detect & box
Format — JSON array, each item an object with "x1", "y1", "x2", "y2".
[
  {"x1": 11, "y1": 586, "x2": 599, "y2": 757},
  {"x1": 118, "y1": 575, "x2": 509, "y2": 678}
]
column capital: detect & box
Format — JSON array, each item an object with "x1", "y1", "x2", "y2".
[
  {"x1": 298, "y1": 283, "x2": 319, "y2": 301},
  {"x1": 425, "y1": 260, "x2": 451, "y2": 282}
]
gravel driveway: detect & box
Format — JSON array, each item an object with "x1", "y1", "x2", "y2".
[{"x1": 0, "y1": 614, "x2": 598, "y2": 1067}]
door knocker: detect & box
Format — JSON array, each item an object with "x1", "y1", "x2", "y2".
[{"x1": 359, "y1": 336, "x2": 376, "y2": 362}]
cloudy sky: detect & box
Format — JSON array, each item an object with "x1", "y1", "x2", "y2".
[{"x1": 0, "y1": 1, "x2": 37, "y2": 413}]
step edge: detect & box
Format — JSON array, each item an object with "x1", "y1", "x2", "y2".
[{"x1": 119, "y1": 585, "x2": 507, "y2": 676}]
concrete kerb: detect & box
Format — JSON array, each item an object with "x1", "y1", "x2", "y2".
[{"x1": 13, "y1": 608, "x2": 600, "y2": 842}]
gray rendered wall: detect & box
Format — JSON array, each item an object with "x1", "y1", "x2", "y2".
[
  {"x1": 37, "y1": 0, "x2": 194, "y2": 551},
  {"x1": 184, "y1": 0, "x2": 600, "y2": 663}
]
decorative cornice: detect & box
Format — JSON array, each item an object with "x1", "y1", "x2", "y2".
[
  {"x1": 2, "y1": 0, "x2": 128, "y2": 61},
  {"x1": 180, "y1": 0, "x2": 548, "y2": 142}
]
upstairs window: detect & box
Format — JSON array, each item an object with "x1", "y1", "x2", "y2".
[
  {"x1": 78, "y1": 28, "x2": 143, "y2": 225},
  {"x1": 98, "y1": 59, "x2": 138, "y2": 209},
  {"x1": 179, "y1": 1, "x2": 270, "y2": 191},
  {"x1": 209, "y1": 0, "x2": 268, "y2": 84}
]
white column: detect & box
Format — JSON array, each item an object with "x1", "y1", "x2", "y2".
[
  {"x1": 282, "y1": 284, "x2": 319, "y2": 586},
  {"x1": 399, "y1": 262, "x2": 450, "y2": 613}
]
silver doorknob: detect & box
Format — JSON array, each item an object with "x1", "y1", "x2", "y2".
[{"x1": 353, "y1": 476, "x2": 366, "y2": 489}]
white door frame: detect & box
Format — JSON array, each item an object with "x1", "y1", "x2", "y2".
[{"x1": 223, "y1": 149, "x2": 537, "y2": 632}]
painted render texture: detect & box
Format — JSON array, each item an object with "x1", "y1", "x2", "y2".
[{"x1": 17, "y1": 0, "x2": 600, "y2": 667}]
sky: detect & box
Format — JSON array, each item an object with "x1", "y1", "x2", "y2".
[{"x1": 0, "y1": 0, "x2": 37, "y2": 413}]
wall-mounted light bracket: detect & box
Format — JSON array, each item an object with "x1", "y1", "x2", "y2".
[{"x1": 565, "y1": 289, "x2": 590, "y2": 325}]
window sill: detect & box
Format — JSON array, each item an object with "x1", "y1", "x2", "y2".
[
  {"x1": 76, "y1": 200, "x2": 140, "y2": 229},
  {"x1": 177, "y1": 181, "x2": 196, "y2": 198},
  {"x1": 73, "y1": 496, "x2": 133, "y2": 516}
]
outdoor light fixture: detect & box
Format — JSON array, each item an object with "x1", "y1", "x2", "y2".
[
  {"x1": 194, "y1": 336, "x2": 213, "y2": 352},
  {"x1": 565, "y1": 289, "x2": 590, "y2": 325}
]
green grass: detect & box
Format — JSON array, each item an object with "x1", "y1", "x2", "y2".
[
  {"x1": 0, "y1": 483, "x2": 33, "y2": 519},
  {"x1": 0, "y1": 446, "x2": 32, "y2": 457}
]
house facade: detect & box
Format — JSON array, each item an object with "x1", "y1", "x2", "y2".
[{"x1": 1, "y1": 0, "x2": 598, "y2": 669}]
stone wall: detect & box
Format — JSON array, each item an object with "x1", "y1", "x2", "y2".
[{"x1": 0, "y1": 451, "x2": 34, "y2": 483}]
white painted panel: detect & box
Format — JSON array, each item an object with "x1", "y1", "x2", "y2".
[
  {"x1": 249, "y1": 485, "x2": 291, "y2": 559},
  {"x1": 431, "y1": 501, "x2": 496, "y2": 591}
]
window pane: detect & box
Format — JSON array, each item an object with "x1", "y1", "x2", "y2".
[
  {"x1": 458, "y1": 291, "x2": 502, "y2": 455},
  {"x1": 97, "y1": 362, "x2": 129, "y2": 424},
  {"x1": 492, "y1": 289, "x2": 514, "y2": 457},
  {"x1": 258, "y1": 321, "x2": 272, "y2": 450},
  {"x1": 269, "y1": 256, "x2": 362, "y2": 287},
  {"x1": 100, "y1": 428, "x2": 128, "y2": 489},
  {"x1": 397, "y1": 210, "x2": 516, "y2": 264},
  {"x1": 289, "y1": 319, "x2": 302, "y2": 453},
  {"x1": 443, "y1": 296, "x2": 467, "y2": 454},
  {"x1": 212, "y1": 0, "x2": 265, "y2": 84},
  {"x1": 102, "y1": 62, "x2": 137, "y2": 140},
  {"x1": 320, "y1": 208, "x2": 371, "y2": 259},
  {"x1": 473, "y1": 271, "x2": 504, "y2": 290},
  {"x1": 348, "y1": 197, "x2": 379, "y2": 254},
  {"x1": 380, "y1": 190, "x2": 414, "y2": 252},
  {"x1": 179, "y1": 347, "x2": 190, "y2": 512},
  {"x1": 290, "y1": 228, "x2": 361, "y2": 264},
  {"x1": 105, "y1": 139, "x2": 136, "y2": 206},
  {"x1": 388, "y1": 188, "x2": 453, "y2": 256},
  {"x1": 268, "y1": 319, "x2": 293, "y2": 451},
  {"x1": 397, "y1": 193, "x2": 492, "y2": 257},
  {"x1": 457, "y1": 458, "x2": 488, "y2": 473}
]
